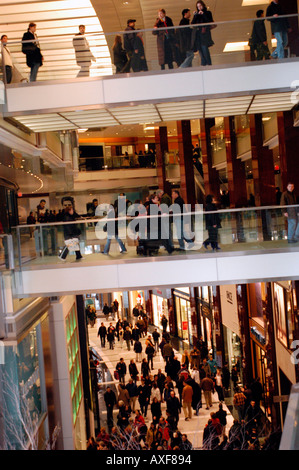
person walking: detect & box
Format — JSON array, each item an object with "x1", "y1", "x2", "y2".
[
  {"x1": 58, "y1": 196, "x2": 83, "y2": 261},
  {"x1": 134, "y1": 338, "x2": 143, "y2": 363},
  {"x1": 104, "y1": 386, "x2": 117, "y2": 428},
  {"x1": 266, "y1": 0, "x2": 291, "y2": 59},
  {"x1": 152, "y1": 328, "x2": 160, "y2": 353},
  {"x1": 215, "y1": 368, "x2": 224, "y2": 403},
  {"x1": 97, "y1": 322, "x2": 107, "y2": 347},
  {"x1": 131, "y1": 30, "x2": 148, "y2": 72},
  {"x1": 166, "y1": 389, "x2": 181, "y2": 428},
  {"x1": 280, "y1": 182, "x2": 299, "y2": 243},
  {"x1": 182, "y1": 381, "x2": 193, "y2": 421},
  {"x1": 102, "y1": 202, "x2": 127, "y2": 255},
  {"x1": 233, "y1": 387, "x2": 247, "y2": 421},
  {"x1": 129, "y1": 358, "x2": 139, "y2": 383},
  {"x1": 116, "y1": 358, "x2": 127, "y2": 384},
  {"x1": 201, "y1": 373, "x2": 214, "y2": 410},
  {"x1": 203, "y1": 194, "x2": 222, "y2": 251},
  {"x1": 107, "y1": 326, "x2": 115, "y2": 350},
  {"x1": 123, "y1": 326, "x2": 132, "y2": 351},
  {"x1": 145, "y1": 341, "x2": 155, "y2": 370},
  {"x1": 73, "y1": 25, "x2": 96, "y2": 77},
  {"x1": 22, "y1": 22, "x2": 43, "y2": 81}
]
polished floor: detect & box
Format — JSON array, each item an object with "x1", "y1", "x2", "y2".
[{"x1": 88, "y1": 314, "x2": 234, "y2": 449}]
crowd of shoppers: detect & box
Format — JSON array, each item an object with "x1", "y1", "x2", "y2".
[
  {"x1": 1, "y1": 2, "x2": 292, "y2": 83},
  {"x1": 88, "y1": 306, "x2": 281, "y2": 450}
]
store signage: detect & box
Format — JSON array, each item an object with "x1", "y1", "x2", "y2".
[
  {"x1": 182, "y1": 321, "x2": 188, "y2": 331},
  {"x1": 250, "y1": 326, "x2": 266, "y2": 346}
]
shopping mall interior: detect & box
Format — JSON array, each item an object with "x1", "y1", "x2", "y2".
[{"x1": 0, "y1": 0, "x2": 299, "y2": 452}]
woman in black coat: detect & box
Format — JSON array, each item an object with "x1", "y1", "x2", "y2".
[
  {"x1": 152, "y1": 8, "x2": 176, "y2": 70},
  {"x1": 112, "y1": 35, "x2": 128, "y2": 73},
  {"x1": 191, "y1": 1, "x2": 215, "y2": 66},
  {"x1": 59, "y1": 196, "x2": 83, "y2": 261},
  {"x1": 203, "y1": 194, "x2": 221, "y2": 251}
]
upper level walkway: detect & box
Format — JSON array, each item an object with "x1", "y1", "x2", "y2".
[
  {"x1": 2, "y1": 15, "x2": 299, "y2": 131},
  {"x1": 2, "y1": 204, "x2": 299, "y2": 297}
]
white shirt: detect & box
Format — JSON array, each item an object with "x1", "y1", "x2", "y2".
[{"x1": 2, "y1": 45, "x2": 13, "y2": 67}]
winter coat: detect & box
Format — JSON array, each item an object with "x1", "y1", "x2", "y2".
[
  {"x1": 251, "y1": 19, "x2": 267, "y2": 45},
  {"x1": 205, "y1": 202, "x2": 221, "y2": 229},
  {"x1": 191, "y1": 9, "x2": 215, "y2": 49},
  {"x1": 22, "y1": 30, "x2": 43, "y2": 67},
  {"x1": 152, "y1": 16, "x2": 175, "y2": 66},
  {"x1": 266, "y1": 2, "x2": 289, "y2": 34}
]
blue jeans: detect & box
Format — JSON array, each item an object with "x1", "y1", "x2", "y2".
[
  {"x1": 103, "y1": 237, "x2": 126, "y2": 253},
  {"x1": 272, "y1": 31, "x2": 288, "y2": 59},
  {"x1": 287, "y1": 217, "x2": 299, "y2": 242},
  {"x1": 30, "y1": 62, "x2": 40, "y2": 82},
  {"x1": 180, "y1": 51, "x2": 194, "y2": 68}
]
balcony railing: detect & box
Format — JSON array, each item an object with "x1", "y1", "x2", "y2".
[
  {"x1": 10, "y1": 203, "x2": 299, "y2": 269},
  {"x1": 1, "y1": 13, "x2": 298, "y2": 84}
]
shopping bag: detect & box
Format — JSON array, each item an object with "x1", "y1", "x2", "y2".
[{"x1": 64, "y1": 237, "x2": 80, "y2": 251}]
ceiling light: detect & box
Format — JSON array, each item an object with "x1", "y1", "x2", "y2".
[
  {"x1": 242, "y1": 1, "x2": 268, "y2": 5},
  {"x1": 223, "y1": 42, "x2": 250, "y2": 52}
]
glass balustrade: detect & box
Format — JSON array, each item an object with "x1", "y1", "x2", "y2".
[
  {"x1": 1, "y1": 14, "x2": 298, "y2": 84},
  {"x1": 10, "y1": 203, "x2": 299, "y2": 269}
]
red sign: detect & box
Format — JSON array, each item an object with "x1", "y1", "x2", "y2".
[{"x1": 182, "y1": 321, "x2": 188, "y2": 331}]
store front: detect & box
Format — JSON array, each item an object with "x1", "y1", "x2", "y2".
[
  {"x1": 219, "y1": 284, "x2": 243, "y2": 383},
  {"x1": 197, "y1": 285, "x2": 215, "y2": 354},
  {"x1": 247, "y1": 282, "x2": 269, "y2": 414},
  {"x1": 2, "y1": 314, "x2": 51, "y2": 449},
  {"x1": 151, "y1": 289, "x2": 170, "y2": 332},
  {"x1": 173, "y1": 288, "x2": 192, "y2": 345}
]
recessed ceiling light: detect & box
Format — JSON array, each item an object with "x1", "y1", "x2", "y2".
[{"x1": 242, "y1": 0, "x2": 268, "y2": 5}]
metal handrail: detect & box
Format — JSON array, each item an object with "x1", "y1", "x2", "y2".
[
  {"x1": 4, "y1": 13, "x2": 299, "y2": 47},
  {"x1": 11, "y1": 203, "x2": 296, "y2": 228}
]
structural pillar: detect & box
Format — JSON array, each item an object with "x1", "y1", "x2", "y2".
[
  {"x1": 236, "y1": 284, "x2": 253, "y2": 387},
  {"x1": 224, "y1": 116, "x2": 248, "y2": 208},
  {"x1": 199, "y1": 118, "x2": 220, "y2": 200},
  {"x1": 155, "y1": 126, "x2": 168, "y2": 193},
  {"x1": 177, "y1": 120, "x2": 196, "y2": 206},
  {"x1": 277, "y1": 110, "x2": 299, "y2": 190},
  {"x1": 249, "y1": 114, "x2": 276, "y2": 206}
]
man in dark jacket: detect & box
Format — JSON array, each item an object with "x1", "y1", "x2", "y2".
[
  {"x1": 123, "y1": 19, "x2": 136, "y2": 72},
  {"x1": 266, "y1": 0, "x2": 291, "y2": 59},
  {"x1": 250, "y1": 10, "x2": 270, "y2": 60},
  {"x1": 166, "y1": 390, "x2": 181, "y2": 427},
  {"x1": 104, "y1": 386, "x2": 117, "y2": 428},
  {"x1": 97, "y1": 322, "x2": 107, "y2": 347},
  {"x1": 58, "y1": 196, "x2": 83, "y2": 261},
  {"x1": 116, "y1": 358, "x2": 127, "y2": 384},
  {"x1": 172, "y1": 189, "x2": 194, "y2": 250},
  {"x1": 281, "y1": 182, "x2": 299, "y2": 243},
  {"x1": 178, "y1": 8, "x2": 194, "y2": 68},
  {"x1": 22, "y1": 22, "x2": 43, "y2": 81}
]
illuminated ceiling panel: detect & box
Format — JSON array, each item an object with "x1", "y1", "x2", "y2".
[
  {"x1": 111, "y1": 104, "x2": 161, "y2": 125},
  {"x1": 248, "y1": 92, "x2": 295, "y2": 114},
  {"x1": 157, "y1": 101, "x2": 204, "y2": 120},
  {"x1": 62, "y1": 110, "x2": 118, "y2": 127},
  {"x1": 205, "y1": 96, "x2": 252, "y2": 117},
  {"x1": 1, "y1": 0, "x2": 112, "y2": 81}
]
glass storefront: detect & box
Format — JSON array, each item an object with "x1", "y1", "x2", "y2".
[
  {"x1": 152, "y1": 293, "x2": 169, "y2": 331},
  {"x1": 173, "y1": 288, "x2": 192, "y2": 345},
  {"x1": 1, "y1": 321, "x2": 48, "y2": 449}
]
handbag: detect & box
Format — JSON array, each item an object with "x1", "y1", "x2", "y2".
[{"x1": 114, "y1": 370, "x2": 119, "y2": 380}]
